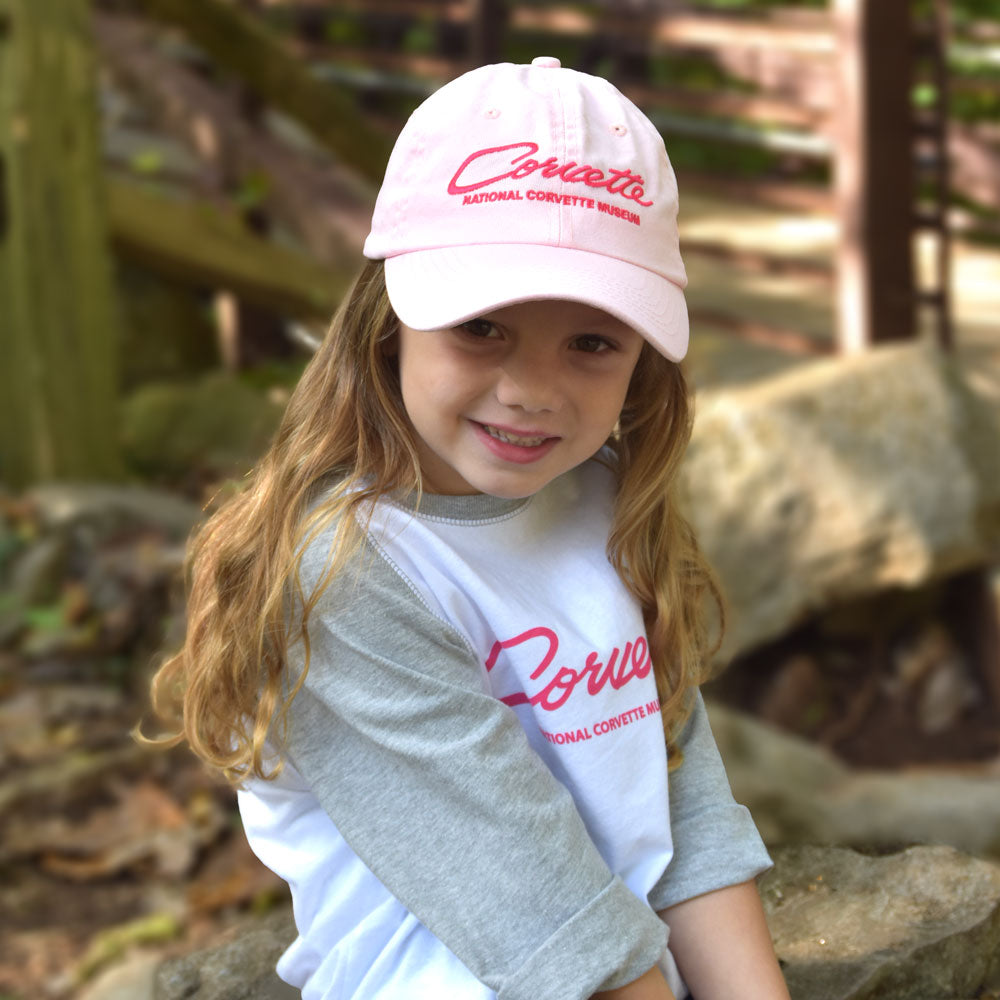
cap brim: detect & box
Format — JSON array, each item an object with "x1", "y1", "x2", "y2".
[{"x1": 383, "y1": 244, "x2": 689, "y2": 362}]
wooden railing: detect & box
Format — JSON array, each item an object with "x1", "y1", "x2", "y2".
[
  {"x1": 260, "y1": 0, "x2": 977, "y2": 353},
  {"x1": 119, "y1": 0, "x2": 1000, "y2": 354}
]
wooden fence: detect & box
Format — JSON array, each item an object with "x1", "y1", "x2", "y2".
[{"x1": 251, "y1": 0, "x2": 991, "y2": 355}]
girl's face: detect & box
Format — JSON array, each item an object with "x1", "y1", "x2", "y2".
[{"x1": 395, "y1": 300, "x2": 645, "y2": 498}]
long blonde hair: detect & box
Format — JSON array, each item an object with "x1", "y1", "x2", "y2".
[{"x1": 144, "y1": 259, "x2": 722, "y2": 780}]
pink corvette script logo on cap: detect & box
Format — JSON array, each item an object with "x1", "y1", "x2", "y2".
[{"x1": 447, "y1": 142, "x2": 654, "y2": 206}]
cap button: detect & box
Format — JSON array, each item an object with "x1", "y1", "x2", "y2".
[{"x1": 531, "y1": 56, "x2": 561, "y2": 69}]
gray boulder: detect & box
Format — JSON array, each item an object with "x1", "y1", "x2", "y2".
[
  {"x1": 683, "y1": 343, "x2": 1000, "y2": 661},
  {"x1": 763, "y1": 844, "x2": 1000, "y2": 1000},
  {"x1": 149, "y1": 845, "x2": 1000, "y2": 1000},
  {"x1": 28, "y1": 482, "x2": 201, "y2": 541},
  {"x1": 708, "y1": 700, "x2": 1000, "y2": 857},
  {"x1": 154, "y1": 907, "x2": 297, "y2": 1000}
]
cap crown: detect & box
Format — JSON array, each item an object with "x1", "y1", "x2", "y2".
[{"x1": 364, "y1": 60, "x2": 686, "y2": 291}]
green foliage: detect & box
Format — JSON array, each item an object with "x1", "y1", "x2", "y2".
[
  {"x1": 951, "y1": 80, "x2": 1000, "y2": 123},
  {"x1": 128, "y1": 148, "x2": 165, "y2": 175},
  {"x1": 402, "y1": 14, "x2": 436, "y2": 54},
  {"x1": 648, "y1": 52, "x2": 752, "y2": 92},
  {"x1": 505, "y1": 33, "x2": 584, "y2": 70},
  {"x1": 664, "y1": 131, "x2": 828, "y2": 184},
  {"x1": 952, "y1": 0, "x2": 1000, "y2": 20},
  {"x1": 324, "y1": 14, "x2": 366, "y2": 46},
  {"x1": 912, "y1": 82, "x2": 938, "y2": 109},
  {"x1": 22, "y1": 605, "x2": 65, "y2": 634},
  {"x1": 0, "y1": 527, "x2": 22, "y2": 578},
  {"x1": 236, "y1": 358, "x2": 309, "y2": 393},
  {"x1": 233, "y1": 169, "x2": 272, "y2": 213}
]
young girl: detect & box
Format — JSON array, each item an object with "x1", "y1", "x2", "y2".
[{"x1": 149, "y1": 58, "x2": 791, "y2": 1000}]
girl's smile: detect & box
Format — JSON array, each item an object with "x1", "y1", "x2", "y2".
[
  {"x1": 394, "y1": 300, "x2": 646, "y2": 497},
  {"x1": 473, "y1": 420, "x2": 561, "y2": 463}
]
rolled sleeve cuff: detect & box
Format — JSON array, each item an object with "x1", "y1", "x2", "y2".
[
  {"x1": 498, "y1": 876, "x2": 669, "y2": 1000},
  {"x1": 648, "y1": 804, "x2": 773, "y2": 912}
]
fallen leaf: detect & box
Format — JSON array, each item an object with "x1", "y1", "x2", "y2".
[
  {"x1": 186, "y1": 830, "x2": 287, "y2": 915},
  {"x1": 6, "y1": 779, "x2": 224, "y2": 880}
]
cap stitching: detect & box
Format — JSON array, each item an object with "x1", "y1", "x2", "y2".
[{"x1": 553, "y1": 74, "x2": 569, "y2": 247}]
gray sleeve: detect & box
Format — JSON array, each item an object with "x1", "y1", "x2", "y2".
[
  {"x1": 284, "y1": 537, "x2": 668, "y2": 1000},
  {"x1": 647, "y1": 691, "x2": 773, "y2": 912}
]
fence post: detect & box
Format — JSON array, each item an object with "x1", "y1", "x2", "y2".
[
  {"x1": 913, "y1": 0, "x2": 953, "y2": 350},
  {"x1": 0, "y1": 0, "x2": 123, "y2": 487},
  {"x1": 468, "y1": 0, "x2": 505, "y2": 68},
  {"x1": 832, "y1": 0, "x2": 916, "y2": 352}
]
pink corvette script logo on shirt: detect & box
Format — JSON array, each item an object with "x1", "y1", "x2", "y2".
[
  {"x1": 447, "y1": 142, "x2": 654, "y2": 206},
  {"x1": 484, "y1": 626, "x2": 652, "y2": 711}
]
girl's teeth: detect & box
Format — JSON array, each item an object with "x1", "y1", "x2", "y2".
[{"x1": 483, "y1": 424, "x2": 546, "y2": 446}]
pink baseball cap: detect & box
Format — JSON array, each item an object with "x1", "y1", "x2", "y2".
[{"x1": 363, "y1": 57, "x2": 689, "y2": 361}]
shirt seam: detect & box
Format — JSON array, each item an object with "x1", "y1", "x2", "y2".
[
  {"x1": 383, "y1": 496, "x2": 535, "y2": 526},
  {"x1": 360, "y1": 533, "x2": 479, "y2": 663}
]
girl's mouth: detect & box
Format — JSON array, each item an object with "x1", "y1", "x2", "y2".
[
  {"x1": 473, "y1": 422, "x2": 560, "y2": 464},
  {"x1": 480, "y1": 423, "x2": 551, "y2": 448}
]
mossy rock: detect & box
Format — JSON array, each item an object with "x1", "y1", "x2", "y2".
[
  {"x1": 118, "y1": 261, "x2": 220, "y2": 390},
  {"x1": 121, "y1": 372, "x2": 286, "y2": 485}
]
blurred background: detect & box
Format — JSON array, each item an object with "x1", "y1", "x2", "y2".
[{"x1": 1, "y1": 1, "x2": 999, "y2": 997}]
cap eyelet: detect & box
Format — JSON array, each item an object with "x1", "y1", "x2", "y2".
[{"x1": 610, "y1": 124, "x2": 628, "y2": 137}]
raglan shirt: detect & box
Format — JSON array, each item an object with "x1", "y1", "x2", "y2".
[{"x1": 237, "y1": 458, "x2": 771, "y2": 1000}]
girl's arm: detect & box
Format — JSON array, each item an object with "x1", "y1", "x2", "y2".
[
  {"x1": 592, "y1": 964, "x2": 677, "y2": 1000},
  {"x1": 658, "y1": 880, "x2": 791, "y2": 1000},
  {"x1": 648, "y1": 693, "x2": 773, "y2": 917}
]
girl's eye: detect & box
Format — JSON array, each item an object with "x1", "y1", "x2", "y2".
[
  {"x1": 459, "y1": 319, "x2": 500, "y2": 339},
  {"x1": 573, "y1": 334, "x2": 614, "y2": 354}
]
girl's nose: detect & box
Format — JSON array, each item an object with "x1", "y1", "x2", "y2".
[{"x1": 494, "y1": 356, "x2": 562, "y2": 413}]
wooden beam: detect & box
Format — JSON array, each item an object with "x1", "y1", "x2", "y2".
[
  {"x1": 129, "y1": 0, "x2": 394, "y2": 182},
  {"x1": 96, "y1": 12, "x2": 374, "y2": 266},
  {"x1": 651, "y1": 11, "x2": 835, "y2": 55},
  {"x1": 621, "y1": 83, "x2": 826, "y2": 132},
  {"x1": 306, "y1": 51, "x2": 829, "y2": 134},
  {"x1": 106, "y1": 178, "x2": 348, "y2": 320},
  {"x1": 676, "y1": 172, "x2": 832, "y2": 214},
  {"x1": 688, "y1": 309, "x2": 833, "y2": 357},
  {"x1": 647, "y1": 110, "x2": 830, "y2": 160},
  {"x1": 683, "y1": 241, "x2": 832, "y2": 279},
  {"x1": 509, "y1": 6, "x2": 835, "y2": 54},
  {"x1": 277, "y1": 0, "x2": 466, "y2": 17},
  {"x1": 308, "y1": 55, "x2": 446, "y2": 93}
]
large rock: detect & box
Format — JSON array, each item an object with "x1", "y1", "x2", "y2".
[
  {"x1": 121, "y1": 371, "x2": 287, "y2": 483},
  {"x1": 683, "y1": 342, "x2": 1000, "y2": 660},
  {"x1": 762, "y1": 844, "x2": 1000, "y2": 1000},
  {"x1": 27, "y1": 482, "x2": 201, "y2": 541},
  {"x1": 708, "y1": 701, "x2": 1000, "y2": 857},
  {"x1": 152, "y1": 847, "x2": 1000, "y2": 1000},
  {"x1": 154, "y1": 907, "x2": 297, "y2": 1000}
]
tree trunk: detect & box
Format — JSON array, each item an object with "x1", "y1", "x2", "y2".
[{"x1": 0, "y1": 0, "x2": 123, "y2": 487}]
